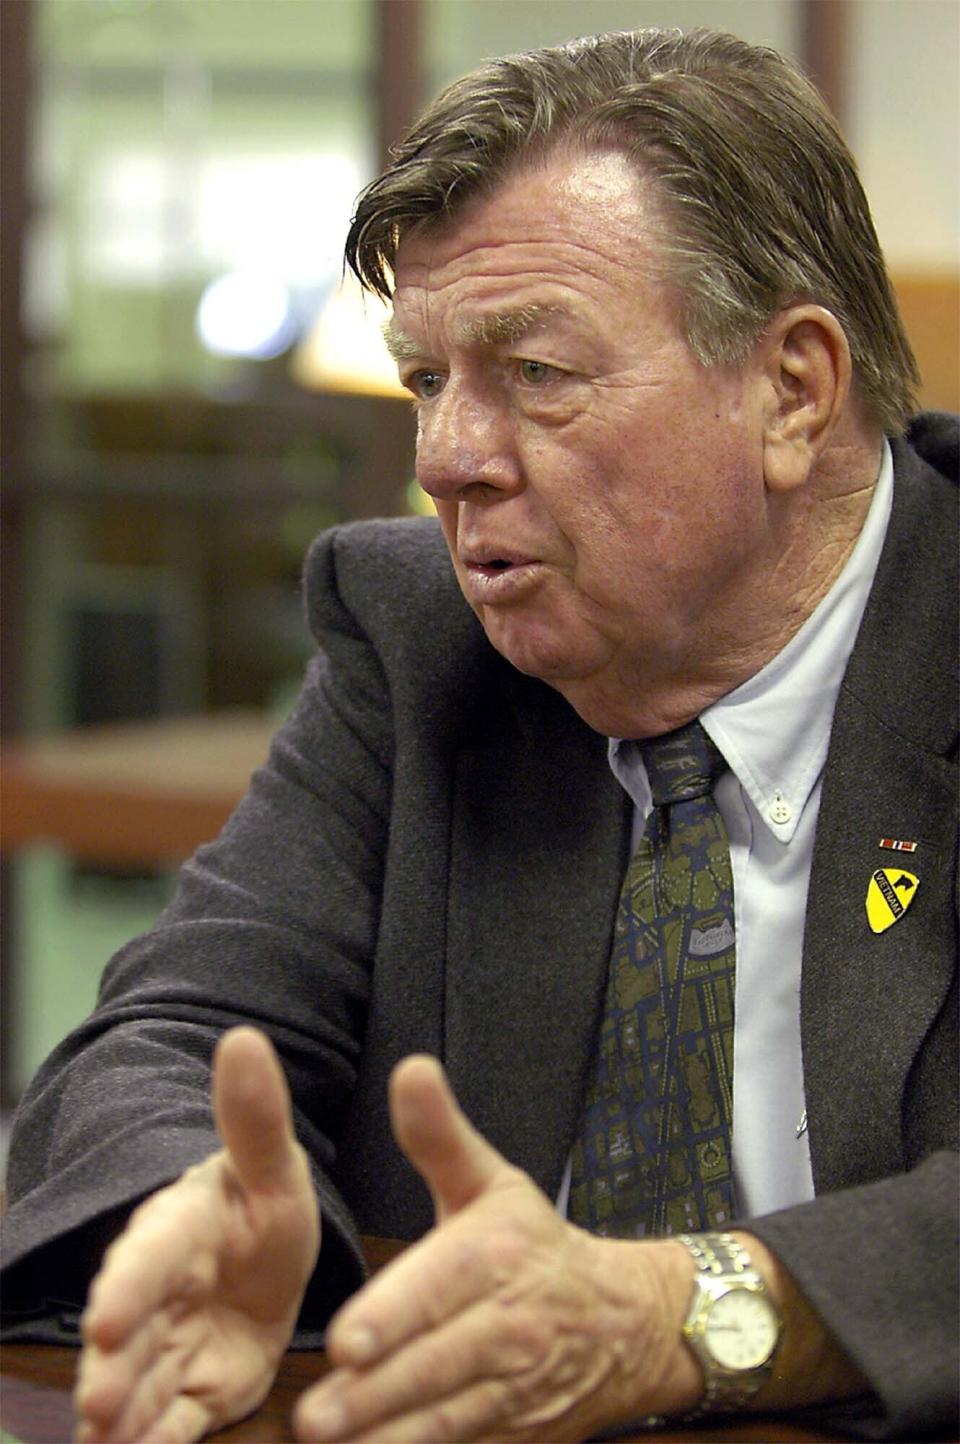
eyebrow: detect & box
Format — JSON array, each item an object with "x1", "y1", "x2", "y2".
[
  {"x1": 456, "y1": 303, "x2": 565, "y2": 347},
  {"x1": 381, "y1": 318, "x2": 423, "y2": 362},
  {"x1": 382, "y1": 303, "x2": 566, "y2": 362}
]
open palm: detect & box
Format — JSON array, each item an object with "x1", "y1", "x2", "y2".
[{"x1": 75, "y1": 1028, "x2": 320, "y2": 1444}]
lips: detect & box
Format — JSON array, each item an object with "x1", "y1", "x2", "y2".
[
  {"x1": 466, "y1": 558, "x2": 532, "y2": 579},
  {"x1": 459, "y1": 546, "x2": 538, "y2": 572},
  {"x1": 456, "y1": 546, "x2": 544, "y2": 605}
]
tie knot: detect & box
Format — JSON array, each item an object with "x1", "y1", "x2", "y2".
[{"x1": 639, "y1": 721, "x2": 727, "y2": 806}]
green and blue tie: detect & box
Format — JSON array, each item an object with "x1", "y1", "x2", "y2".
[{"x1": 569, "y1": 720, "x2": 738, "y2": 1237}]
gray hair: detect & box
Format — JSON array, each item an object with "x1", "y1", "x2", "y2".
[{"x1": 346, "y1": 28, "x2": 918, "y2": 434}]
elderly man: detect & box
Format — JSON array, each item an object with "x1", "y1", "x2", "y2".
[{"x1": 3, "y1": 26, "x2": 956, "y2": 1444}]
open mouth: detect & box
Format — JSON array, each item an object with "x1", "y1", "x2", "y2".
[
  {"x1": 459, "y1": 548, "x2": 541, "y2": 597},
  {"x1": 465, "y1": 555, "x2": 533, "y2": 574},
  {"x1": 468, "y1": 558, "x2": 523, "y2": 579}
]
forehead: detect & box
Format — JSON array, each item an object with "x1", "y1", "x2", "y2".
[{"x1": 390, "y1": 149, "x2": 671, "y2": 338}]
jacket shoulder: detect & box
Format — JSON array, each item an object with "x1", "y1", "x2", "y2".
[
  {"x1": 301, "y1": 517, "x2": 500, "y2": 710},
  {"x1": 303, "y1": 516, "x2": 475, "y2": 647},
  {"x1": 848, "y1": 422, "x2": 959, "y2": 758}
]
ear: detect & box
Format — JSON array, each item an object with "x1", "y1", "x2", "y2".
[{"x1": 759, "y1": 305, "x2": 852, "y2": 493}]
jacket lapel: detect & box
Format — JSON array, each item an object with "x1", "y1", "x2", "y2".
[
  {"x1": 802, "y1": 704, "x2": 956, "y2": 1192},
  {"x1": 443, "y1": 672, "x2": 630, "y2": 1198},
  {"x1": 802, "y1": 436, "x2": 958, "y2": 1193}
]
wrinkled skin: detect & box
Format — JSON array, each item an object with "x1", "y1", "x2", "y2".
[{"x1": 293, "y1": 1054, "x2": 701, "y2": 1443}]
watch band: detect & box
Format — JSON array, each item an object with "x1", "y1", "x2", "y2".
[
  {"x1": 678, "y1": 1231, "x2": 781, "y2": 1416},
  {"x1": 679, "y1": 1230, "x2": 760, "y2": 1285}
]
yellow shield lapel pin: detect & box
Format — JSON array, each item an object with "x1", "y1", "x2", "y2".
[{"x1": 866, "y1": 866, "x2": 919, "y2": 934}]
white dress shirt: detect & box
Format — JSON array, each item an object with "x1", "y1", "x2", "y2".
[{"x1": 599, "y1": 442, "x2": 894, "y2": 1219}]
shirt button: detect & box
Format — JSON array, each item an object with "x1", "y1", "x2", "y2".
[{"x1": 769, "y1": 791, "x2": 792, "y2": 824}]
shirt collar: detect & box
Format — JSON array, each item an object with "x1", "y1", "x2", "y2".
[{"x1": 609, "y1": 439, "x2": 894, "y2": 843}]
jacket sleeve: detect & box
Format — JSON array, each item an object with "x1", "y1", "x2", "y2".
[
  {"x1": 749, "y1": 1147, "x2": 959, "y2": 1440},
  {"x1": 745, "y1": 431, "x2": 960, "y2": 1440},
  {"x1": 1, "y1": 524, "x2": 405, "y2": 1344}
]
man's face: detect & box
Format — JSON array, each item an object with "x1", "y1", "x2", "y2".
[{"x1": 390, "y1": 149, "x2": 772, "y2": 735}]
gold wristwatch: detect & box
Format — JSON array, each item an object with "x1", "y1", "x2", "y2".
[{"x1": 678, "y1": 1231, "x2": 782, "y2": 1415}]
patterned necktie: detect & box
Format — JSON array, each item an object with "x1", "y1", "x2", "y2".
[{"x1": 569, "y1": 720, "x2": 737, "y2": 1238}]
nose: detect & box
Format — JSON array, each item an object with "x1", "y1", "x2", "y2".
[{"x1": 415, "y1": 380, "x2": 522, "y2": 504}]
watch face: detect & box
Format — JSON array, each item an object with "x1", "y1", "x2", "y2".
[{"x1": 705, "y1": 1289, "x2": 779, "y2": 1370}]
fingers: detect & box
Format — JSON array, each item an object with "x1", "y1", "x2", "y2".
[
  {"x1": 76, "y1": 1309, "x2": 172, "y2": 1422},
  {"x1": 81, "y1": 1176, "x2": 220, "y2": 1349},
  {"x1": 212, "y1": 1027, "x2": 321, "y2": 1326},
  {"x1": 83, "y1": 1027, "x2": 296, "y2": 1350},
  {"x1": 296, "y1": 1274, "x2": 617, "y2": 1444},
  {"x1": 389, "y1": 1055, "x2": 504, "y2": 1218},
  {"x1": 133, "y1": 1394, "x2": 212, "y2": 1444},
  {"x1": 296, "y1": 1382, "x2": 502, "y2": 1444},
  {"x1": 295, "y1": 1303, "x2": 510, "y2": 1444},
  {"x1": 75, "y1": 1326, "x2": 211, "y2": 1444},
  {"x1": 77, "y1": 1389, "x2": 211, "y2": 1444},
  {"x1": 326, "y1": 1212, "x2": 512, "y2": 1372},
  {"x1": 318, "y1": 1059, "x2": 521, "y2": 1373},
  {"x1": 76, "y1": 1184, "x2": 221, "y2": 1443},
  {"x1": 213, "y1": 1026, "x2": 303, "y2": 1194},
  {"x1": 315, "y1": 1062, "x2": 561, "y2": 1432}
]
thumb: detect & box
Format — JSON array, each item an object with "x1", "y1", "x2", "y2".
[
  {"x1": 213, "y1": 1026, "x2": 303, "y2": 1195},
  {"x1": 389, "y1": 1055, "x2": 506, "y2": 1220}
]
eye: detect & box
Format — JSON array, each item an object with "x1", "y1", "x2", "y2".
[
  {"x1": 406, "y1": 369, "x2": 445, "y2": 401},
  {"x1": 518, "y1": 359, "x2": 553, "y2": 385}
]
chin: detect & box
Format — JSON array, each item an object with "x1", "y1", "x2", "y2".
[
  {"x1": 548, "y1": 682, "x2": 638, "y2": 737},
  {"x1": 483, "y1": 619, "x2": 666, "y2": 736},
  {"x1": 481, "y1": 615, "x2": 602, "y2": 688}
]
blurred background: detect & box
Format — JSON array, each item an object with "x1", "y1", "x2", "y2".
[{"x1": 1, "y1": 0, "x2": 958, "y2": 1121}]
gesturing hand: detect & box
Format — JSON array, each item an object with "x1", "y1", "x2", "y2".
[
  {"x1": 294, "y1": 1057, "x2": 701, "y2": 1443},
  {"x1": 74, "y1": 1027, "x2": 320, "y2": 1444}
]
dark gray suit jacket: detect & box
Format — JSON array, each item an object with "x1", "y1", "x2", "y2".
[{"x1": 3, "y1": 415, "x2": 957, "y2": 1439}]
